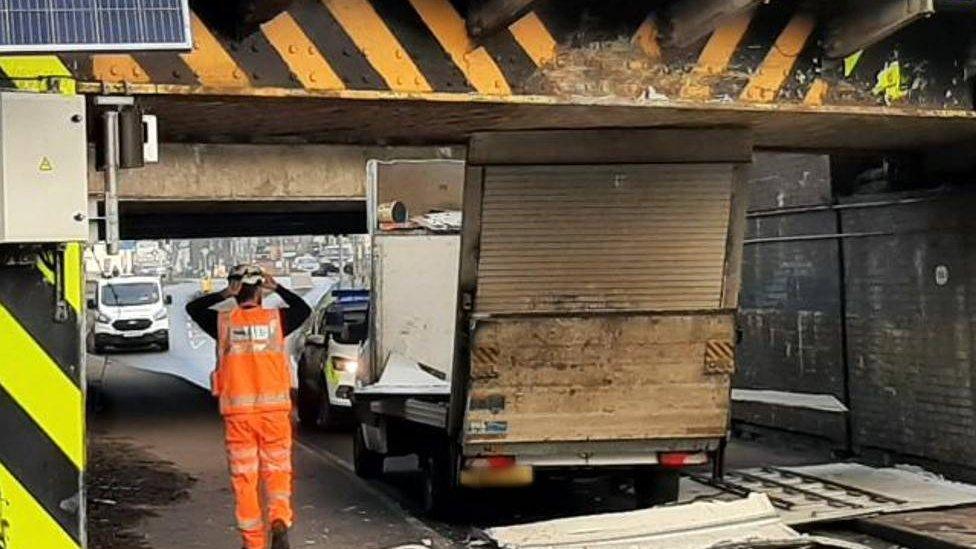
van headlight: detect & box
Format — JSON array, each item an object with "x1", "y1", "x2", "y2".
[
  {"x1": 95, "y1": 312, "x2": 111, "y2": 324},
  {"x1": 334, "y1": 358, "x2": 358, "y2": 374},
  {"x1": 153, "y1": 309, "x2": 168, "y2": 320}
]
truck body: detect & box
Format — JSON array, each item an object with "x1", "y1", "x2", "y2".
[{"x1": 354, "y1": 131, "x2": 751, "y2": 512}]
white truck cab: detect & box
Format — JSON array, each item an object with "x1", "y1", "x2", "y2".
[{"x1": 88, "y1": 276, "x2": 171, "y2": 353}]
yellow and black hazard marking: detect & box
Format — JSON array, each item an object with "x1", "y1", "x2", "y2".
[
  {"x1": 63, "y1": 0, "x2": 825, "y2": 104},
  {"x1": 472, "y1": 345, "x2": 501, "y2": 369},
  {"x1": 1, "y1": 0, "x2": 963, "y2": 109},
  {"x1": 704, "y1": 339, "x2": 735, "y2": 375},
  {"x1": 0, "y1": 56, "x2": 75, "y2": 94},
  {"x1": 49, "y1": 0, "x2": 559, "y2": 97},
  {"x1": 0, "y1": 245, "x2": 84, "y2": 549}
]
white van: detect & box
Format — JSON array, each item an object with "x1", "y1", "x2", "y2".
[{"x1": 88, "y1": 276, "x2": 171, "y2": 353}]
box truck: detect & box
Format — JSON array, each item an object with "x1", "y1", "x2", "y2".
[{"x1": 353, "y1": 130, "x2": 750, "y2": 514}]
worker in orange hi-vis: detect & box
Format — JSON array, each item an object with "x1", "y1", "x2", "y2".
[{"x1": 186, "y1": 265, "x2": 311, "y2": 549}]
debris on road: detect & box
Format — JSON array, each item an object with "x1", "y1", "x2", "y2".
[
  {"x1": 858, "y1": 505, "x2": 976, "y2": 548},
  {"x1": 480, "y1": 494, "x2": 872, "y2": 549},
  {"x1": 87, "y1": 435, "x2": 195, "y2": 549},
  {"x1": 683, "y1": 463, "x2": 976, "y2": 525}
]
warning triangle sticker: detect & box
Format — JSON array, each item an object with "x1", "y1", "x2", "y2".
[{"x1": 38, "y1": 157, "x2": 53, "y2": 172}]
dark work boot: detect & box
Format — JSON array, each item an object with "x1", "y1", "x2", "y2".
[{"x1": 270, "y1": 520, "x2": 290, "y2": 549}]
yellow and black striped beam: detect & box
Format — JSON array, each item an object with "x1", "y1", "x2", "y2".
[
  {"x1": 0, "y1": 245, "x2": 84, "y2": 549},
  {"x1": 0, "y1": 56, "x2": 75, "y2": 94},
  {"x1": 0, "y1": 0, "x2": 967, "y2": 110},
  {"x1": 67, "y1": 0, "x2": 556, "y2": 96}
]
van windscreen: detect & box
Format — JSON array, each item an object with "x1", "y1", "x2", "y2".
[{"x1": 102, "y1": 283, "x2": 160, "y2": 306}]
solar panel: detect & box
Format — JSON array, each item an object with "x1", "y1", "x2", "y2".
[{"x1": 0, "y1": 0, "x2": 192, "y2": 52}]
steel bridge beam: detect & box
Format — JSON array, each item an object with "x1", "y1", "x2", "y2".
[
  {"x1": 825, "y1": 0, "x2": 935, "y2": 58},
  {"x1": 466, "y1": 0, "x2": 539, "y2": 38}
]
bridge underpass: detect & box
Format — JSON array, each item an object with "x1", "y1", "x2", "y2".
[
  {"x1": 76, "y1": 88, "x2": 969, "y2": 541},
  {"x1": 6, "y1": 1, "x2": 976, "y2": 547},
  {"x1": 89, "y1": 143, "x2": 463, "y2": 238},
  {"x1": 85, "y1": 154, "x2": 867, "y2": 549}
]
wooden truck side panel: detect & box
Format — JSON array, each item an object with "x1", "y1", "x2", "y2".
[{"x1": 465, "y1": 313, "x2": 735, "y2": 445}]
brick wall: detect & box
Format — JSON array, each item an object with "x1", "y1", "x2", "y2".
[{"x1": 842, "y1": 195, "x2": 976, "y2": 464}]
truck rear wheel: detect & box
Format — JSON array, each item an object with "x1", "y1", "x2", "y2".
[
  {"x1": 353, "y1": 424, "x2": 384, "y2": 479},
  {"x1": 420, "y1": 448, "x2": 457, "y2": 518},
  {"x1": 297, "y1": 359, "x2": 324, "y2": 429},
  {"x1": 318, "y1": 397, "x2": 342, "y2": 431},
  {"x1": 297, "y1": 385, "x2": 323, "y2": 428},
  {"x1": 634, "y1": 468, "x2": 680, "y2": 508}
]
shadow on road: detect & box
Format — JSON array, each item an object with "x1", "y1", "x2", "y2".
[{"x1": 90, "y1": 357, "x2": 216, "y2": 422}]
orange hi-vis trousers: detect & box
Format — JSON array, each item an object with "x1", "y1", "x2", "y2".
[{"x1": 224, "y1": 411, "x2": 293, "y2": 549}]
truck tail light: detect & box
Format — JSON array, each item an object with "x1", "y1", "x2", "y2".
[
  {"x1": 465, "y1": 456, "x2": 516, "y2": 470},
  {"x1": 658, "y1": 452, "x2": 708, "y2": 468}
]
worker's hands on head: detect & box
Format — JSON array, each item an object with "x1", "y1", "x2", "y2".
[
  {"x1": 261, "y1": 274, "x2": 278, "y2": 291},
  {"x1": 222, "y1": 279, "x2": 243, "y2": 299}
]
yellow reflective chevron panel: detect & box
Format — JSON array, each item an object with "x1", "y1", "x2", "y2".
[
  {"x1": 0, "y1": 56, "x2": 74, "y2": 94},
  {"x1": 0, "y1": 248, "x2": 83, "y2": 548}
]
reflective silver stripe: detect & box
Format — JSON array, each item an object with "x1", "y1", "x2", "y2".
[
  {"x1": 260, "y1": 462, "x2": 292, "y2": 473},
  {"x1": 229, "y1": 448, "x2": 258, "y2": 460},
  {"x1": 230, "y1": 462, "x2": 259, "y2": 474},
  {"x1": 238, "y1": 518, "x2": 263, "y2": 531},
  {"x1": 218, "y1": 310, "x2": 285, "y2": 358},
  {"x1": 259, "y1": 448, "x2": 291, "y2": 461},
  {"x1": 226, "y1": 340, "x2": 284, "y2": 355},
  {"x1": 220, "y1": 392, "x2": 291, "y2": 409},
  {"x1": 267, "y1": 491, "x2": 291, "y2": 502}
]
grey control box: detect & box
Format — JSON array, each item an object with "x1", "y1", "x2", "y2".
[{"x1": 0, "y1": 92, "x2": 88, "y2": 243}]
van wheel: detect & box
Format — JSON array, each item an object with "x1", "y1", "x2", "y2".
[
  {"x1": 353, "y1": 424, "x2": 384, "y2": 479},
  {"x1": 634, "y1": 468, "x2": 680, "y2": 508}
]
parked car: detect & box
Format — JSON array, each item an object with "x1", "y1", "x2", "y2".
[
  {"x1": 311, "y1": 262, "x2": 339, "y2": 276},
  {"x1": 88, "y1": 276, "x2": 172, "y2": 353},
  {"x1": 296, "y1": 289, "x2": 369, "y2": 429},
  {"x1": 293, "y1": 255, "x2": 320, "y2": 272}
]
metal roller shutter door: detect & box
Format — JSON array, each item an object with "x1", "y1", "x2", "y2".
[{"x1": 475, "y1": 164, "x2": 735, "y2": 315}]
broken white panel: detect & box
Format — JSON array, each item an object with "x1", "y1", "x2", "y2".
[
  {"x1": 413, "y1": 210, "x2": 462, "y2": 232},
  {"x1": 683, "y1": 463, "x2": 976, "y2": 526},
  {"x1": 783, "y1": 463, "x2": 976, "y2": 514},
  {"x1": 732, "y1": 389, "x2": 849, "y2": 413},
  {"x1": 483, "y1": 494, "x2": 824, "y2": 549},
  {"x1": 357, "y1": 352, "x2": 450, "y2": 396},
  {"x1": 372, "y1": 234, "x2": 459, "y2": 383},
  {"x1": 289, "y1": 272, "x2": 314, "y2": 290}
]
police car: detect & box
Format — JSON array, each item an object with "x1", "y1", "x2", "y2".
[{"x1": 296, "y1": 289, "x2": 368, "y2": 429}]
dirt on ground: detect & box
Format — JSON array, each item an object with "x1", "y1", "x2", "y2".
[{"x1": 86, "y1": 434, "x2": 196, "y2": 549}]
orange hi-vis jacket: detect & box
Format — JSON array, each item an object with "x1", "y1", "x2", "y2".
[{"x1": 213, "y1": 307, "x2": 292, "y2": 416}]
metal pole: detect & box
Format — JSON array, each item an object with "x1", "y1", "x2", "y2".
[
  {"x1": 338, "y1": 235, "x2": 345, "y2": 289},
  {"x1": 103, "y1": 111, "x2": 121, "y2": 255}
]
